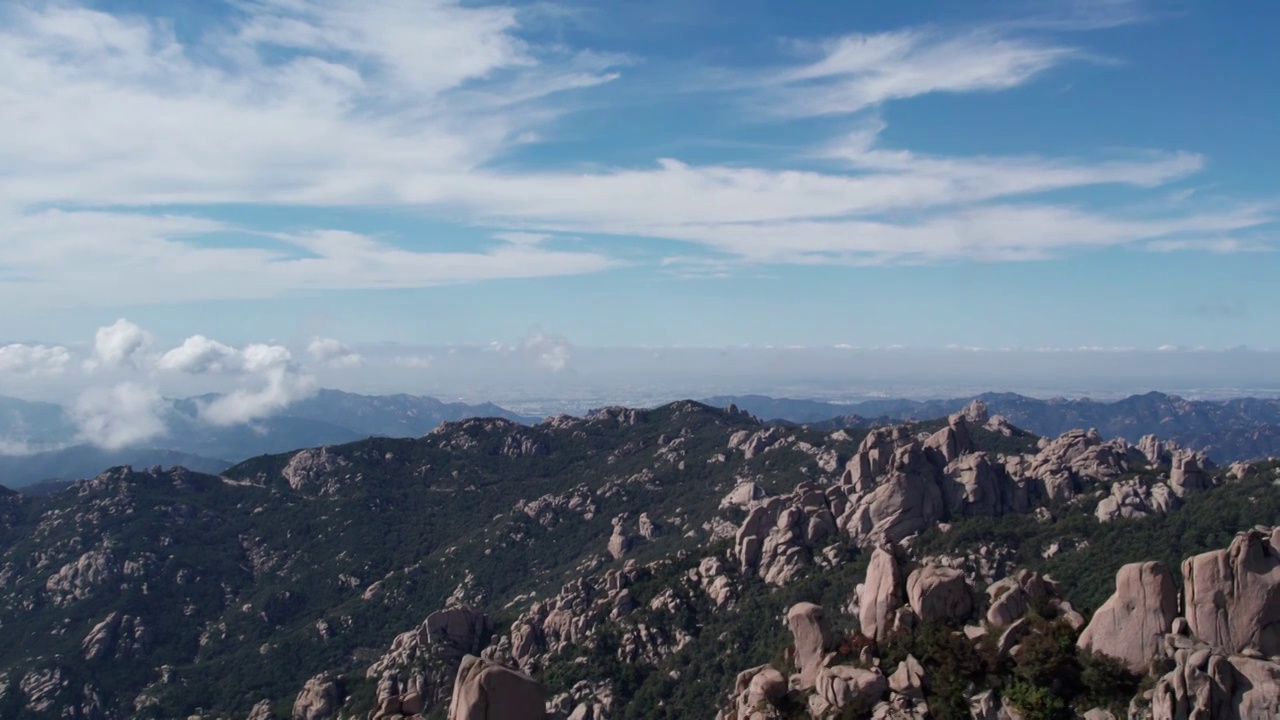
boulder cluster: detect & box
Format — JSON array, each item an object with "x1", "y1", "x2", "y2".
[
  {"x1": 729, "y1": 413, "x2": 1212, "y2": 587},
  {"x1": 720, "y1": 526, "x2": 1280, "y2": 720}
]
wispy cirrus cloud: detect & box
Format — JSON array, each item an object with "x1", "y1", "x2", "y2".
[
  {"x1": 764, "y1": 28, "x2": 1080, "y2": 118},
  {"x1": 0, "y1": 0, "x2": 1272, "y2": 311},
  {"x1": 1144, "y1": 238, "x2": 1271, "y2": 254}
]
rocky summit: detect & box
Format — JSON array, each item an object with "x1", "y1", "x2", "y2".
[{"x1": 0, "y1": 401, "x2": 1277, "y2": 719}]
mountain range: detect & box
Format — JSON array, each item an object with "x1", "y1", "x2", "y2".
[
  {"x1": 706, "y1": 391, "x2": 1280, "y2": 463},
  {"x1": 0, "y1": 400, "x2": 1276, "y2": 719},
  {"x1": 4, "y1": 388, "x2": 1280, "y2": 491},
  {"x1": 0, "y1": 390, "x2": 538, "y2": 489}
]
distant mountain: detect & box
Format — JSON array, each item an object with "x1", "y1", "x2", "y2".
[
  {"x1": 0, "y1": 446, "x2": 231, "y2": 489},
  {"x1": 707, "y1": 391, "x2": 1280, "y2": 461},
  {"x1": 0, "y1": 389, "x2": 537, "y2": 488},
  {"x1": 13, "y1": 477, "x2": 74, "y2": 496},
  {"x1": 0, "y1": 395, "x2": 79, "y2": 453},
  {"x1": 280, "y1": 388, "x2": 540, "y2": 435}
]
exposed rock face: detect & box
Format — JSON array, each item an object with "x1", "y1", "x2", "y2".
[
  {"x1": 844, "y1": 462, "x2": 946, "y2": 546},
  {"x1": 364, "y1": 604, "x2": 494, "y2": 716},
  {"x1": 734, "y1": 482, "x2": 841, "y2": 585},
  {"x1": 941, "y1": 453, "x2": 1017, "y2": 518},
  {"x1": 695, "y1": 557, "x2": 736, "y2": 609},
  {"x1": 724, "y1": 665, "x2": 786, "y2": 720},
  {"x1": 1021, "y1": 429, "x2": 1137, "y2": 499},
  {"x1": 1138, "y1": 434, "x2": 1177, "y2": 466},
  {"x1": 247, "y1": 699, "x2": 274, "y2": 720},
  {"x1": 905, "y1": 563, "x2": 972, "y2": 624},
  {"x1": 448, "y1": 655, "x2": 545, "y2": 720},
  {"x1": 843, "y1": 426, "x2": 916, "y2": 489},
  {"x1": 1182, "y1": 527, "x2": 1280, "y2": 656},
  {"x1": 81, "y1": 612, "x2": 149, "y2": 662},
  {"x1": 501, "y1": 560, "x2": 692, "y2": 676},
  {"x1": 638, "y1": 513, "x2": 659, "y2": 540},
  {"x1": 720, "y1": 481, "x2": 765, "y2": 510},
  {"x1": 282, "y1": 447, "x2": 349, "y2": 493},
  {"x1": 787, "y1": 602, "x2": 831, "y2": 690},
  {"x1": 44, "y1": 550, "x2": 116, "y2": 606},
  {"x1": 1152, "y1": 643, "x2": 1280, "y2": 720},
  {"x1": 607, "y1": 515, "x2": 635, "y2": 560},
  {"x1": 923, "y1": 415, "x2": 973, "y2": 466},
  {"x1": 813, "y1": 665, "x2": 887, "y2": 716},
  {"x1": 291, "y1": 673, "x2": 341, "y2": 720},
  {"x1": 984, "y1": 569, "x2": 1081, "y2": 631},
  {"x1": 1169, "y1": 450, "x2": 1212, "y2": 497},
  {"x1": 858, "y1": 546, "x2": 906, "y2": 641},
  {"x1": 1095, "y1": 479, "x2": 1180, "y2": 523},
  {"x1": 962, "y1": 399, "x2": 990, "y2": 425},
  {"x1": 1077, "y1": 562, "x2": 1178, "y2": 673}
]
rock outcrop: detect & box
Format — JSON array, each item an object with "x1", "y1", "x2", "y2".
[
  {"x1": 858, "y1": 547, "x2": 906, "y2": 641},
  {"x1": 1077, "y1": 562, "x2": 1178, "y2": 672},
  {"x1": 905, "y1": 562, "x2": 973, "y2": 624},
  {"x1": 81, "y1": 612, "x2": 148, "y2": 662},
  {"x1": 1095, "y1": 479, "x2": 1180, "y2": 523},
  {"x1": 723, "y1": 665, "x2": 787, "y2": 720},
  {"x1": 787, "y1": 602, "x2": 831, "y2": 689},
  {"x1": 364, "y1": 604, "x2": 494, "y2": 716},
  {"x1": 1152, "y1": 641, "x2": 1280, "y2": 720},
  {"x1": 1169, "y1": 450, "x2": 1211, "y2": 497},
  {"x1": 607, "y1": 515, "x2": 635, "y2": 560},
  {"x1": 291, "y1": 673, "x2": 341, "y2": 720},
  {"x1": 448, "y1": 655, "x2": 545, "y2": 720},
  {"x1": 1181, "y1": 526, "x2": 1280, "y2": 656},
  {"x1": 813, "y1": 665, "x2": 886, "y2": 717}
]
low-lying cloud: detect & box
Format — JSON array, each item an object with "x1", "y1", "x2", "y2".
[
  {"x1": 83, "y1": 318, "x2": 152, "y2": 372},
  {"x1": 71, "y1": 382, "x2": 167, "y2": 450},
  {"x1": 3, "y1": 320, "x2": 331, "y2": 449},
  {"x1": 0, "y1": 343, "x2": 71, "y2": 376},
  {"x1": 308, "y1": 337, "x2": 364, "y2": 368}
]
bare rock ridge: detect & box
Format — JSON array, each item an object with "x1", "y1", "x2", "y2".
[{"x1": 248, "y1": 409, "x2": 1270, "y2": 720}]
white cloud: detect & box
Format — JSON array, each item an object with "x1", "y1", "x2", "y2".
[
  {"x1": 0, "y1": 344, "x2": 71, "y2": 376},
  {"x1": 0, "y1": 0, "x2": 1269, "y2": 312},
  {"x1": 622, "y1": 203, "x2": 1270, "y2": 265},
  {"x1": 71, "y1": 382, "x2": 167, "y2": 450},
  {"x1": 308, "y1": 337, "x2": 363, "y2": 368},
  {"x1": 766, "y1": 29, "x2": 1078, "y2": 118},
  {"x1": 157, "y1": 335, "x2": 242, "y2": 374},
  {"x1": 136, "y1": 325, "x2": 320, "y2": 425},
  {"x1": 83, "y1": 319, "x2": 152, "y2": 372},
  {"x1": 1144, "y1": 238, "x2": 1270, "y2": 254},
  {"x1": 0, "y1": 212, "x2": 617, "y2": 308},
  {"x1": 198, "y1": 345, "x2": 317, "y2": 425},
  {"x1": 392, "y1": 355, "x2": 434, "y2": 369},
  {"x1": 521, "y1": 332, "x2": 572, "y2": 372},
  {"x1": 0, "y1": 1, "x2": 622, "y2": 209},
  {"x1": 493, "y1": 231, "x2": 553, "y2": 246}
]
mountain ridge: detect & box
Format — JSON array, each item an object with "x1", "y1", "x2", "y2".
[
  {"x1": 706, "y1": 391, "x2": 1280, "y2": 462},
  {"x1": 0, "y1": 398, "x2": 1276, "y2": 718},
  {"x1": 0, "y1": 389, "x2": 540, "y2": 489}
]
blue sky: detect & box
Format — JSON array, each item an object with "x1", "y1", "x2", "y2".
[{"x1": 1, "y1": 0, "x2": 1280, "y2": 417}]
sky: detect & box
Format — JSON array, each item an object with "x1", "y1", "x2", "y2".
[{"x1": 2, "y1": 0, "x2": 1280, "y2": 420}]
